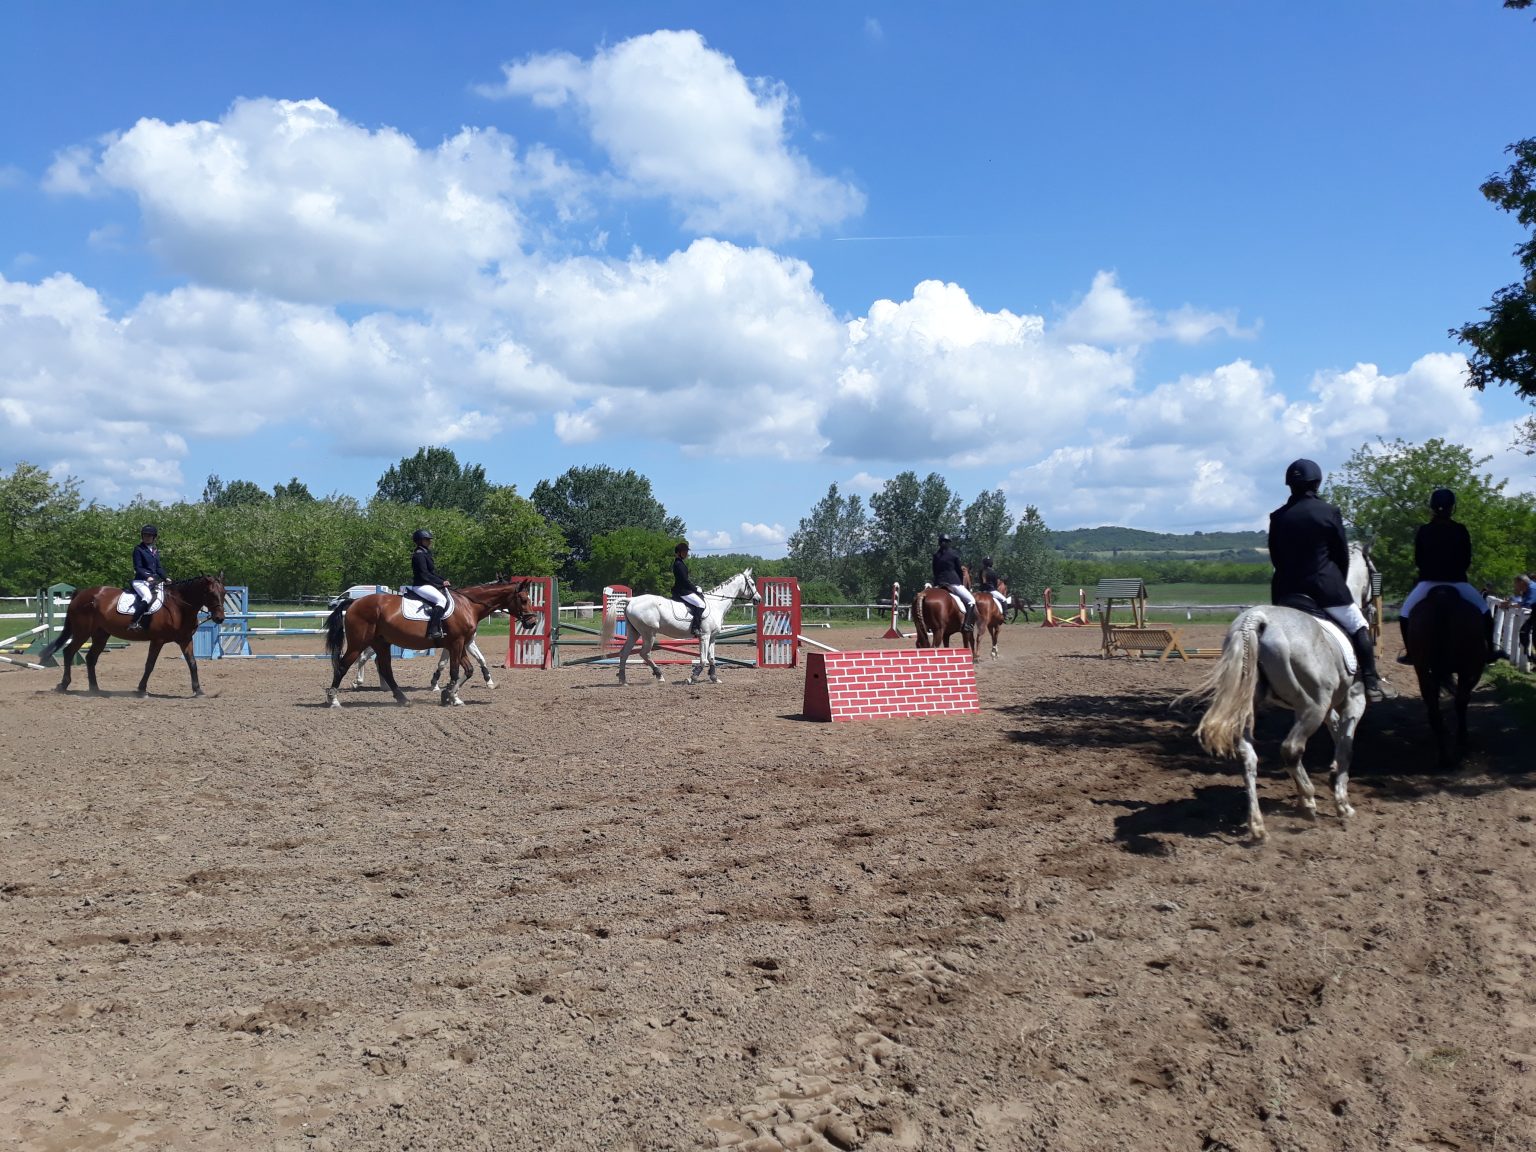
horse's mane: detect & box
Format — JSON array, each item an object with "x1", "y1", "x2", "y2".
[
  {"x1": 169, "y1": 574, "x2": 217, "y2": 589},
  {"x1": 704, "y1": 570, "x2": 752, "y2": 597}
]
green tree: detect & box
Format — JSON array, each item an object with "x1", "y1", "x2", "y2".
[
  {"x1": 531, "y1": 466, "x2": 684, "y2": 580},
  {"x1": 468, "y1": 486, "x2": 566, "y2": 581},
  {"x1": 201, "y1": 474, "x2": 270, "y2": 508},
  {"x1": 375, "y1": 446, "x2": 490, "y2": 515},
  {"x1": 1325, "y1": 438, "x2": 1536, "y2": 597},
  {"x1": 0, "y1": 462, "x2": 84, "y2": 592},
  {"x1": 960, "y1": 489, "x2": 1014, "y2": 568},
  {"x1": 1453, "y1": 4, "x2": 1536, "y2": 449},
  {"x1": 272, "y1": 478, "x2": 315, "y2": 503},
  {"x1": 867, "y1": 471, "x2": 961, "y2": 596},
  {"x1": 1004, "y1": 504, "x2": 1059, "y2": 600},
  {"x1": 584, "y1": 527, "x2": 677, "y2": 595},
  {"x1": 786, "y1": 483, "x2": 870, "y2": 599}
]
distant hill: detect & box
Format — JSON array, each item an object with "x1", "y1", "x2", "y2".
[{"x1": 1047, "y1": 526, "x2": 1267, "y2": 555}]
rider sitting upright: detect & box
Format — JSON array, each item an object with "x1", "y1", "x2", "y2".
[
  {"x1": 978, "y1": 556, "x2": 1010, "y2": 614},
  {"x1": 932, "y1": 533, "x2": 976, "y2": 634},
  {"x1": 128, "y1": 523, "x2": 167, "y2": 630},
  {"x1": 409, "y1": 529, "x2": 451, "y2": 640},
  {"x1": 1268, "y1": 458, "x2": 1384, "y2": 703},
  {"x1": 673, "y1": 540, "x2": 705, "y2": 636},
  {"x1": 1395, "y1": 488, "x2": 1505, "y2": 666}
]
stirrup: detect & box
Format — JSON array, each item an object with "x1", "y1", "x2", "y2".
[{"x1": 1394, "y1": 653, "x2": 1413, "y2": 665}]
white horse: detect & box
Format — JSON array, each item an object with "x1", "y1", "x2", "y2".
[
  {"x1": 1179, "y1": 543, "x2": 1375, "y2": 841},
  {"x1": 616, "y1": 570, "x2": 761, "y2": 685},
  {"x1": 354, "y1": 636, "x2": 496, "y2": 690}
]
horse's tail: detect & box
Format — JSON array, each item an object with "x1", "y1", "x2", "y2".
[
  {"x1": 37, "y1": 619, "x2": 72, "y2": 667},
  {"x1": 913, "y1": 592, "x2": 929, "y2": 648},
  {"x1": 1180, "y1": 608, "x2": 1265, "y2": 759},
  {"x1": 324, "y1": 600, "x2": 350, "y2": 665}
]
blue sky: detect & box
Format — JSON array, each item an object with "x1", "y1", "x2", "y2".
[{"x1": 3, "y1": 2, "x2": 1534, "y2": 555}]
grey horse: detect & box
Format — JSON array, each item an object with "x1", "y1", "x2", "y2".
[{"x1": 1180, "y1": 543, "x2": 1375, "y2": 841}]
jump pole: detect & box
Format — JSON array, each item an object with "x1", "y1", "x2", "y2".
[{"x1": 881, "y1": 582, "x2": 906, "y2": 639}]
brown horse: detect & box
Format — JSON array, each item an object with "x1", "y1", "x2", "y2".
[
  {"x1": 324, "y1": 578, "x2": 538, "y2": 707},
  {"x1": 1406, "y1": 586, "x2": 1489, "y2": 769},
  {"x1": 975, "y1": 581, "x2": 1009, "y2": 659},
  {"x1": 912, "y1": 569, "x2": 979, "y2": 660},
  {"x1": 41, "y1": 574, "x2": 227, "y2": 697}
]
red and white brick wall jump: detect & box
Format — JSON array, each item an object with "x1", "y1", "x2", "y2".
[{"x1": 802, "y1": 649, "x2": 980, "y2": 722}]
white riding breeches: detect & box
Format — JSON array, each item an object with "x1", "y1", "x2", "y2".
[
  {"x1": 680, "y1": 592, "x2": 704, "y2": 611},
  {"x1": 1322, "y1": 603, "x2": 1368, "y2": 635},
  {"x1": 131, "y1": 579, "x2": 156, "y2": 604},
  {"x1": 946, "y1": 584, "x2": 976, "y2": 609},
  {"x1": 1399, "y1": 581, "x2": 1486, "y2": 620},
  {"x1": 410, "y1": 585, "x2": 447, "y2": 609},
  {"x1": 988, "y1": 590, "x2": 1009, "y2": 609}
]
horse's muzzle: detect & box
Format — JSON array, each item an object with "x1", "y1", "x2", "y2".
[{"x1": 519, "y1": 612, "x2": 540, "y2": 629}]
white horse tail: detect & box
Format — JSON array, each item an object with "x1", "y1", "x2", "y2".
[{"x1": 1183, "y1": 608, "x2": 1266, "y2": 760}]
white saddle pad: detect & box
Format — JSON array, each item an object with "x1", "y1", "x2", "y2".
[
  {"x1": 115, "y1": 587, "x2": 165, "y2": 616},
  {"x1": 1317, "y1": 618, "x2": 1357, "y2": 676},
  {"x1": 398, "y1": 589, "x2": 455, "y2": 622}
]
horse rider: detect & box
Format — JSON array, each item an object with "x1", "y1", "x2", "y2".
[
  {"x1": 1395, "y1": 488, "x2": 1506, "y2": 666},
  {"x1": 127, "y1": 523, "x2": 167, "y2": 630},
  {"x1": 933, "y1": 533, "x2": 976, "y2": 634},
  {"x1": 978, "y1": 556, "x2": 1011, "y2": 615},
  {"x1": 673, "y1": 540, "x2": 706, "y2": 637},
  {"x1": 408, "y1": 528, "x2": 451, "y2": 640},
  {"x1": 1268, "y1": 459, "x2": 1384, "y2": 703}
]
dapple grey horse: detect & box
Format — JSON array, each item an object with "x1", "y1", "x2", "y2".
[
  {"x1": 1180, "y1": 543, "x2": 1375, "y2": 841},
  {"x1": 616, "y1": 570, "x2": 760, "y2": 686}
]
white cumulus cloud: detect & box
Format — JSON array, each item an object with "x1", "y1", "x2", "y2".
[{"x1": 488, "y1": 30, "x2": 865, "y2": 242}]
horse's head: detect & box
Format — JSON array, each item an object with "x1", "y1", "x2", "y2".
[
  {"x1": 491, "y1": 577, "x2": 541, "y2": 630},
  {"x1": 741, "y1": 568, "x2": 760, "y2": 604},
  {"x1": 207, "y1": 572, "x2": 226, "y2": 623}
]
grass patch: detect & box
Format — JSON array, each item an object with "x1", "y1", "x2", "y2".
[{"x1": 1485, "y1": 663, "x2": 1536, "y2": 730}]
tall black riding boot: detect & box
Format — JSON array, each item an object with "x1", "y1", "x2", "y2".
[
  {"x1": 1350, "y1": 627, "x2": 1384, "y2": 703},
  {"x1": 963, "y1": 603, "x2": 977, "y2": 635},
  {"x1": 689, "y1": 607, "x2": 704, "y2": 637},
  {"x1": 1395, "y1": 617, "x2": 1412, "y2": 665},
  {"x1": 427, "y1": 608, "x2": 446, "y2": 641}
]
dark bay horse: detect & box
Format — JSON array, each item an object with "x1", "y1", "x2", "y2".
[
  {"x1": 975, "y1": 584, "x2": 1009, "y2": 659},
  {"x1": 912, "y1": 568, "x2": 979, "y2": 660},
  {"x1": 41, "y1": 574, "x2": 226, "y2": 697},
  {"x1": 324, "y1": 578, "x2": 537, "y2": 707},
  {"x1": 1406, "y1": 586, "x2": 1488, "y2": 769}
]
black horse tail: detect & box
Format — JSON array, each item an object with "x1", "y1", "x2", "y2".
[
  {"x1": 324, "y1": 600, "x2": 350, "y2": 665},
  {"x1": 37, "y1": 621, "x2": 72, "y2": 668}
]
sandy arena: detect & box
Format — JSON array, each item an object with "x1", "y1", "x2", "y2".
[{"x1": 1, "y1": 624, "x2": 1533, "y2": 1151}]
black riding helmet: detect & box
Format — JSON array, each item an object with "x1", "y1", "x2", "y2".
[
  {"x1": 140, "y1": 524, "x2": 159, "y2": 537},
  {"x1": 1284, "y1": 458, "x2": 1322, "y2": 489},
  {"x1": 412, "y1": 528, "x2": 433, "y2": 545},
  {"x1": 1430, "y1": 487, "x2": 1456, "y2": 514},
  {"x1": 982, "y1": 556, "x2": 993, "y2": 566},
  {"x1": 938, "y1": 533, "x2": 953, "y2": 545}
]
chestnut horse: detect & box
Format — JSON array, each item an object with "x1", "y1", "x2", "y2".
[
  {"x1": 41, "y1": 574, "x2": 227, "y2": 697},
  {"x1": 1406, "y1": 586, "x2": 1489, "y2": 769},
  {"x1": 323, "y1": 578, "x2": 537, "y2": 708},
  {"x1": 975, "y1": 581, "x2": 1009, "y2": 659},
  {"x1": 911, "y1": 567, "x2": 979, "y2": 660}
]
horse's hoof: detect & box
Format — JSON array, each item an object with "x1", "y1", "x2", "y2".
[
  {"x1": 484, "y1": 679, "x2": 496, "y2": 690},
  {"x1": 135, "y1": 690, "x2": 148, "y2": 699},
  {"x1": 394, "y1": 695, "x2": 410, "y2": 707},
  {"x1": 193, "y1": 689, "x2": 205, "y2": 698}
]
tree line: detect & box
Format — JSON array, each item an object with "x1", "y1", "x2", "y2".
[{"x1": 4, "y1": 438, "x2": 1532, "y2": 603}]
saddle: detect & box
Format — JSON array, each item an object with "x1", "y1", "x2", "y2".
[
  {"x1": 1275, "y1": 593, "x2": 1355, "y2": 674},
  {"x1": 115, "y1": 586, "x2": 165, "y2": 617},
  {"x1": 398, "y1": 588, "x2": 455, "y2": 622}
]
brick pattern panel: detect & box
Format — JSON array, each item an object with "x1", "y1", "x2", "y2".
[{"x1": 802, "y1": 649, "x2": 980, "y2": 722}]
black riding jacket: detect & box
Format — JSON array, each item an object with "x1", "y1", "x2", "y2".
[
  {"x1": 979, "y1": 564, "x2": 1000, "y2": 592},
  {"x1": 411, "y1": 546, "x2": 446, "y2": 590},
  {"x1": 133, "y1": 542, "x2": 167, "y2": 583},
  {"x1": 932, "y1": 546, "x2": 965, "y2": 586},
  {"x1": 672, "y1": 556, "x2": 701, "y2": 600},
  {"x1": 1267, "y1": 492, "x2": 1352, "y2": 608},
  {"x1": 1413, "y1": 517, "x2": 1472, "y2": 584}
]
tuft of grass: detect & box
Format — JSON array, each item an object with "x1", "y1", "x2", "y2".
[{"x1": 1485, "y1": 663, "x2": 1536, "y2": 730}]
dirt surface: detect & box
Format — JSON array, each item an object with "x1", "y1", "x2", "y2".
[{"x1": 2, "y1": 625, "x2": 1533, "y2": 1152}]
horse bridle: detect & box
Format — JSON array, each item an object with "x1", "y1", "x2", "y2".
[{"x1": 703, "y1": 571, "x2": 760, "y2": 605}]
